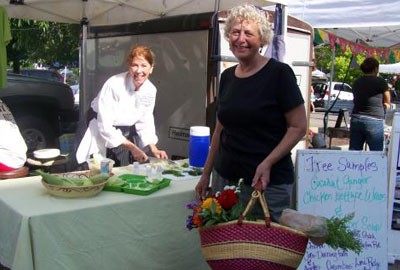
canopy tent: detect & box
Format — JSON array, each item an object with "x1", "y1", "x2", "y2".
[
  {"x1": 285, "y1": 0, "x2": 400, "y2": 49},
  {"x1": 379, "y1": 62, "x2": 400, "y2": 74},
  {"x1": 282, "y1": 0, "x2": 400, "y2": 139},
  {"x1": 284, "y1": 0, "x2": 400, "y2": 79},
  {"x1": 0, "y1": 0, "x2": 278, "y2": 26}
]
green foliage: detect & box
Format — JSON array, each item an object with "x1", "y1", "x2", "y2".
[
  {"x1": 314, "y1": 44, "x2": 332, "y2": 72},
  {"x1": 325, "y1": 213, "x2": 362, "y2": 254},
  {"x1": 314, "y1": 42, "x2": 386, "y2": 85},
  {"x1": 7, "y1": 19, "x2": 79, "y2": 71}
]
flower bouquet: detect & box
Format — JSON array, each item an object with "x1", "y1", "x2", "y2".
[
  {"x1": 186, "y1": 180, "x2": 363, "y2": 270},
  {"x1": 186, "y1": 179, "x2": 245, "y2": 230}
]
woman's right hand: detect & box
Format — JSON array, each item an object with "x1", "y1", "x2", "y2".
[
  {"x1": 123, "y1": 140, "x2": 148, "y2": 163},
  {"x1": 195, "y1": 175, "x2": 211, "y2": 202},
  {"x1": 131, "y1": 148, "x2": 148, "y2": 163}
]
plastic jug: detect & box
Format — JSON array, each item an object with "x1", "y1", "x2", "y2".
[{"x1": 189, "y1": 126, "x2": 210, "y2": 167}]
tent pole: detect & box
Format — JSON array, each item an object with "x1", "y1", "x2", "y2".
[
  {"x1": 323, "y1": 45, "x2": 335, "y2": 136},
  {"x1": 328, "y1": 46, "x2": 335, "y2": 110},
  {"x1": 79, "y1": 18, "x2": 88, "y2": 122}
]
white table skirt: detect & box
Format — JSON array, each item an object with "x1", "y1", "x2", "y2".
[{"x1": 0, "y1": 167, "x2": 210, "y2": 270}]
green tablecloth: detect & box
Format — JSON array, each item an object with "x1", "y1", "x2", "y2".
[{"x1": 0, "y1": 168, "x2": 210, "y2": 270}]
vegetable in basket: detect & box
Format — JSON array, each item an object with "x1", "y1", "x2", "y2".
[
  {"x1": 280, "y1": 209, "x2": 362, "y2": 254},
  {"x1": 35, "y1": 169, "x2": 109, "y2": 186}
]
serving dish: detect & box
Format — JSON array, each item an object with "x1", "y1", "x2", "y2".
[
  {"x1": 103, "y1": 174, "x2": 171, "y2": 195},
  {"x1": 41, "y1": 179, "x2": 107, "y2": 198},
  {"x1": 33, "y1": 148, "x2": 61, "y2": 160}
]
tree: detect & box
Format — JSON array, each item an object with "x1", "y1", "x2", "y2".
[
  {"x1": 7, "y1": 19, "x2": 80, "y2": 73},
  {"x1": 314, "y1": 43, "x2": 380, "y2": 85}
]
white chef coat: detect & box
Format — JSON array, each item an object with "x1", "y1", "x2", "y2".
[
  {"x1": 0, "y1": 99, "x2": 27, "y2": 168},
  {"x1": 76, "y1": 72, "x2": 159, "y2": 164}
]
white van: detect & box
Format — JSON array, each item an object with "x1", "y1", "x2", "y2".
[
  {"x1": 327, "y1": 82, "x2": 353, "y2": 101},
  {"x1": 313, "y1": 81, "x2": 353, "y2": 101},
  {"x1": 313, "y1": 81, "x2": 353, "y2": 111}
]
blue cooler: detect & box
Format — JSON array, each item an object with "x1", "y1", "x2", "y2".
[{"x1": 189, "y1": 126, "x2": 210, "y2": 167}]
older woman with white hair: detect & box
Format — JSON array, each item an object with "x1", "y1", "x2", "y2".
[{"x1": 195, "y1": 4, "x2": 307, "y2": 222}]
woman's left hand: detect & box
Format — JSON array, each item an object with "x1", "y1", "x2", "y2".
[{"x1": 251, "y1": 161, "x2": 272, "y2": 191}]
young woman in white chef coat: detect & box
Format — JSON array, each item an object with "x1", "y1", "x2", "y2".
[{"x1": 76, "y1": 45, "x2": 168, "y2": 166}]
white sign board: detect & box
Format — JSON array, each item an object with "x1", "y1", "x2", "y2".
[
  {"x1": 296, "y1": 149, "x2": 388, "y2": 269},
  {"x1": 387, "y1": 112, "x2": 400, "y2": 262}
]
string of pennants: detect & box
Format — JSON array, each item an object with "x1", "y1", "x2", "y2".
[{"x1": 314, "y1": 29, "x2": 400, "y2": 63}]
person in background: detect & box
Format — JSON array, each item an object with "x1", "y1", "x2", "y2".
[
  {"x1": 391, "y1": 74, "x2": 399, "y2": 101},
  {"x1": 310, "y1": 85, "x2": 316, "y2": 113},
  {"x1": 194, "y1": 4, "x2": 307, "y2": 222},
  {"x1": 76, "y1": 45, "x2": 168, "y2": 166},
  {"x1": 392, "y1": 75, "x2": 398, "y2": 90},
  {"x1": 0, "y1": 99, "x2": 27, "y2": 172},
  {"x1": 349, "y1": 57, "x2": 390, "y2": 151}
]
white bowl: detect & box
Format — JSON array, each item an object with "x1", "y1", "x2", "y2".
[{"x1": 33, "y1": 148, "x2": 61, "y2": 160}]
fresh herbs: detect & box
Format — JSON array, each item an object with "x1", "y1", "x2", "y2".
[
  {"x1": 325, "y1": 213, "x2": 362, "y2": 254},
  {"x1": 162, "y1": 164, "x2": 203, "y2": 177},
  {"x1": 181, "y1": 163, "x2": 190, "y2": 168},
  {"x1": 187, "y1": 167, "x2": 203, "y2": 176}
]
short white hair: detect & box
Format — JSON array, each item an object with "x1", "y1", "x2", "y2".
[{"x1": 224, "y1": 4, "x2": 273, "y2": 47}]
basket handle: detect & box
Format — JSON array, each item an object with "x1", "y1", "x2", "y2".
[{"x1": 237, "y1": 190, "x2": 271, "y2": 227}]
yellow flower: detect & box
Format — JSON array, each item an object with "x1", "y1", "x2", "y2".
[{"x1": 201, "y1": 198, "x2": 222, "y2": 214}]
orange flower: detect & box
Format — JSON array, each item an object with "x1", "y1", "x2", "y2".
[{"x1": 192, "y1": 206, "x2": 203, "y2": 227}]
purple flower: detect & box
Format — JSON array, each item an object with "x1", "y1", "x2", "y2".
[
  {"x1": 186, "y1": 215, "x2": 195, "y2": 230},
  {"x1": 185, "y1": 200, "x2": 199, "y2": 210}
]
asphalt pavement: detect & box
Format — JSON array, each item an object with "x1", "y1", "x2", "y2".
[
  {"x1": 309, "y1": 110, "x2": 340, "y2": 131},
  {"x1": 309, "y1": 110, "x2": 350, "y2": 149}
]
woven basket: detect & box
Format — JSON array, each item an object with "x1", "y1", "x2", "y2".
[{"x1": 199, "y1": 190, "x2": 308, "y2": 270}]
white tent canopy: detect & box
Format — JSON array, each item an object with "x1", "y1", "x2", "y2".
[
  {"x1": 0, "y1": 0, "x2": 278, "y2": 26},
  {"x1": 380, "y1": 62, "x2": 400, "y2": 74},
  {"x1": 285, "y1": 0, "x2": 400, "y2": 48}
]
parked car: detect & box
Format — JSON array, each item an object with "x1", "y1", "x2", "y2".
[
  {"x1": 312, "y1": 81, "x2": 354, "y2": 112},
  {"x1": 14, "y1": 69, "x2": 64, "y2": 83},
  {"x1": 1, "y1": 73, "x2": 79, "y2": 153}
]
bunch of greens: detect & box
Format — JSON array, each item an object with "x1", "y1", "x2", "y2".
[
  {"x1": 162, "y1": 163, "x2": 203, "y2": 177},
  {"x1": 325, "y1": 213, "x2": 362, "y2": 254},
  {"x1": 162, "y1": 169, "x2": 185, "y2": 177}
]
